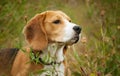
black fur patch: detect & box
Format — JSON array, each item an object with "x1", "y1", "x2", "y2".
[{"x1": 0, "y1": 48, "x2": 19, "y2": 75}]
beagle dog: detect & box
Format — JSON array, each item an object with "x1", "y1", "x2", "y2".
[{"x1": 3, "y1": 10, "x2": 81, "y2": 76}]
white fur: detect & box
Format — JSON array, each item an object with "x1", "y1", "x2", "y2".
[
  {"x1": 55, "y1": 45, "x2": 64, "y2": 63},
  {"x1": 38, "y1": 43, "x2": 65, "y2": 76},
  {"x1": 62, "y1": 19, "x2": 76, "y2": 42},
  {"x1": 40, "y1": 63, "x2": 65, "y2": 76},
  {"x1": 40, "y1": 43, "x2": 64, "y2": 63}
]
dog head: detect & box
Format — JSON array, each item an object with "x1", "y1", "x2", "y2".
[{"x1": 23, "y1": 11, "x2": 81, "y2": 50}]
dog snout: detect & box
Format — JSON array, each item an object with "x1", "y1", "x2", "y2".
[{"x1": 73, "y1": 26, "x2": 81, "y2": 34}]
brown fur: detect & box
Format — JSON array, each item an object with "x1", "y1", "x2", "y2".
[
  {"x1": 11, "y1": 48, "x2": 44, "y2": 76},
  {"x1": 23, "y1": 13, "x2": 48, "y2": 50}
]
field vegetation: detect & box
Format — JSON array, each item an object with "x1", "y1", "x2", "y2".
[{"x1": 0, "y1": 0, "x2": 120, "y2": 76}]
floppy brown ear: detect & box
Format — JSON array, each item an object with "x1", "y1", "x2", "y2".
[{"x1": 23, "y1": 12, "x2": 48, "y2": 50}]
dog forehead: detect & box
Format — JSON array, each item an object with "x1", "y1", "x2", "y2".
[{"x1": 45, "y1": 11, "x2": 71, "y2": 21}]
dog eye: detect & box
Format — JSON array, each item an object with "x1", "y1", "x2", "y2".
[
  {"x1": 69, "y1": 20, "x2": 71, "y2": 22},
  {"x1": 53, "y1": 20, "x2": 60, "y2": 24}
]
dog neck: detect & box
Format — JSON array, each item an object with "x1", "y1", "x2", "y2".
[
  {"x1": 37, "y1": 43, "x2": 66, "y2": 76},
  {"x1": 40, "y1": 43, "x2": 65, "y2": 64}
]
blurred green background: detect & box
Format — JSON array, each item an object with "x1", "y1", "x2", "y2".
[{"x1": 0, "y1": 0, "x2": 120, "y2": 76}]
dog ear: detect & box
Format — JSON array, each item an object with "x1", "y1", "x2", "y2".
[{"x1": 23, "y1": 12, "x2": 48, "y2": 51}]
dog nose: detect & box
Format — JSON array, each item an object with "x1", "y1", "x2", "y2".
[{"x1": 73, "y1": 26, "x2": 81, "y2": 34}]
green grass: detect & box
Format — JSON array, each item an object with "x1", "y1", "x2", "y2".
[{"x1": 0, "y1": 0, "x2": 120, "y2": 76}]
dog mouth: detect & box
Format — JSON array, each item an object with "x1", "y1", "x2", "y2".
[
  {"x1": 65, "y1": 34, "x2": 80, "y2": 45},
  {"x1": 51, "y1": 34, "x2": 80, "y2": 45},
  {"x1": 71, "y1": 34, "x2": 80, "y2": 43}
]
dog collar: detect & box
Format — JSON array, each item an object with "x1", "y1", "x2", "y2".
[{"x1": 30, "y1": 50, "x2": 62, "y2": 65}]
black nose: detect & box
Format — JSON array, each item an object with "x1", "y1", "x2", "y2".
[{"x1": 73, "y1": 26, "x2": 81, "y2": 34}]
